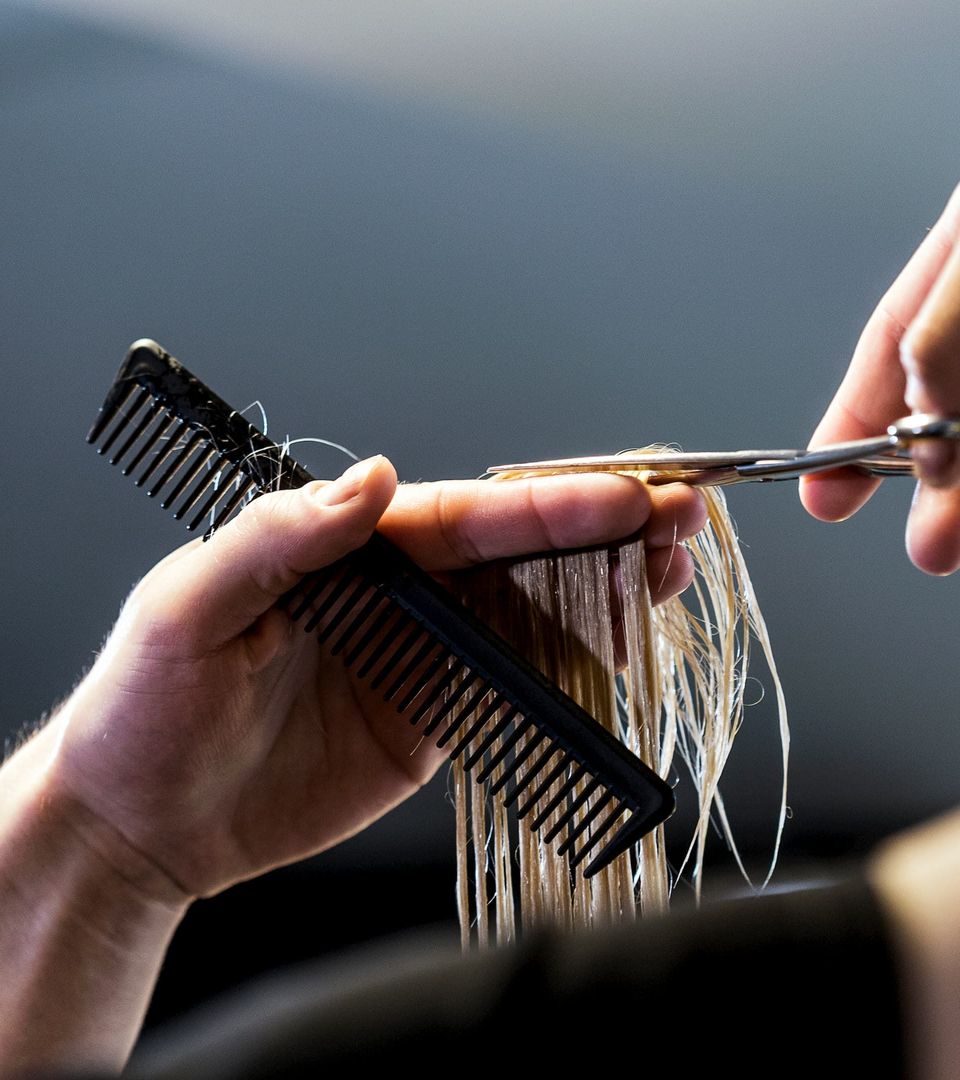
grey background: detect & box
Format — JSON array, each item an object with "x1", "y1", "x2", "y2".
[{"x1": 3, "y1": 0, "x2": 959, "y2": 889}]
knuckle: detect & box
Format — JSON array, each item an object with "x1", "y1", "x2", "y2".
[
  {"x1": 236, "y1": 488, "x2": 290, "y2": 535},
  {"x1": 525, "y1": 481, "x2": 569, "y2": 549},
  {"x1": 436, "y1": 486, "x2": 484, "y2": 565},
  {"x1": 901, "y1": 325, "x2": 954, "y2": 381}
]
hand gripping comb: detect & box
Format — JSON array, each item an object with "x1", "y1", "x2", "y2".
[{"x1": 87, "y1": 339, "x2": 675, "y2": 877}]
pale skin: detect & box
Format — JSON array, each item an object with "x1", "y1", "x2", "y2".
[
  {"x1": 0, "y1": 462, "x2": 704, "y2": 1075},
  {"x1": 801, "y1": 181, "x2": 960, "y2": 1080},
  {"x1": 801, "y1": 181, "x2": 960, "y2": 574}
]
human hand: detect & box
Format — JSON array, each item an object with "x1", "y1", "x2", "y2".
[
  {"x1": 800, "y1": 183, "x2": 960, "y2": 574},
  {"x1": 42, "y1": 457, "x2": 705, "y2": 905}
]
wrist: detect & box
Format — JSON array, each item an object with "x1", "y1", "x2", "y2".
[{"x1": 0, "y1": 721, "x2": 189, "y2": 1074}]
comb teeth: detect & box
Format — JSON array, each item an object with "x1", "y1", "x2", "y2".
[
  {"x1": 280, "y1": 564, "x2": 647, "y2": 870},
  {"x1": 422, "y1": 675, "x2": 483, "y2": 738},
  {"x1": 547, "y1": 780, "x2": 602, "y2": 846},
  {"x1": 310, "y1": 578, "x2": 370, "y2": 639},
  {"x1": 86, "y1": 342, "x2": 292, "y2": 531},
  {"x1": 364, "y1": 623, "x2": 423, "y2": 685},
  {"x1": 512, "y1": 752, "x2": 568, "y2": 817},
  {"x1": 169, "y1": 452, "x2": 227, "y2": 518},
  {"x1": 474, "y1": 720, "x2": 530, "y2": 783},
  {"x1": 96, "y1": 387, "x2": 148, "y2": 457},
  {"x1": 543, "y1": 776, "x2": 599, "y2": 843},
  {"x1": 89, "y1": 339, "x2": 675, "y2": 878},
  {"x1": 135, "y1": 418, "x2": 185, "y2": 487},
  {"x1": 184, "y1": 461, "x2": 244, "y2": 531},
  {"x1": 291, "y1": 561, "x2": 658, "y2": 873},
  {"x1": 489, "y1": 729, "x2": 545, "y2": 795},
  {"x1": 341, "y1": 604, "x2": 401, "y2": 666},
  {"x1": 447, "y1": 697, "x2": 505, "y2": 758},
  {"x1": 287, "y1": 579, "x2": 638, "y2": 866},
  {"x1": 148, "y1": 430, "x2": 205, "y2": 498},
  {"x1": 89, "y1": 391, "x2": 251, "y2": 529},
  {"x1": 569, "y1": 801, "x2": 626, "y2": 870},
  {"x1": 458, "y1": 704, "x2": 516, "y2": 767}
]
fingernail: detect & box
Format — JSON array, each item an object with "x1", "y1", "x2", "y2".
[
  {"x1": 315, "y1": 456, "x2": 383, "y2": 506},
  {"x1": 906, "y1": 481, "x2": 960, "y2": 575},
  {"x1": 903, "y1": 373, "x2": 927, "y2": 412},
  {"x1": 911, "y1": 440, "x2": 960, "y2": 488}
]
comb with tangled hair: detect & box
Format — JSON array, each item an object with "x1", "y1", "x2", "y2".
[{"x1": 88, "y1": 339, "x2": 674, "y2": 879}]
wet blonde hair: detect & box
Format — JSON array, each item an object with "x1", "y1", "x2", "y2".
[{"x1": 451, "y1": 460, "x2": 788, "y2": 947}]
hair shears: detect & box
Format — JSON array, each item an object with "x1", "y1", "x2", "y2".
[{"x1": 488, "y1": 415, "x2": 960, "y2": 487}]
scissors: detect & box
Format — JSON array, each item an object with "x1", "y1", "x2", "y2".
[{"x1": 488, "y1": 414, "x2": 960, "y2": 487}]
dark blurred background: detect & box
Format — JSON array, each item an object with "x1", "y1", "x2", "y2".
[{"x1": 3, "y1": 0, "x2": 959, "y2": 1031}]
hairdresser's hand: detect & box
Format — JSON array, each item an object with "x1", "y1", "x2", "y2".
[
  {"x1": 0, "y1": 460, "x2": 702, "y2": 1072},
  {"x1": 42, "y1": 459, "x2": 704, "y2": 905},
  {"x1": 801, "y1": 183, "x2": 960, "y2": 574}
]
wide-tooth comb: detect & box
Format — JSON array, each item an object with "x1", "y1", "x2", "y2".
[{"x1": 87, "y1": 339, "x2": 675, "y2": 877}]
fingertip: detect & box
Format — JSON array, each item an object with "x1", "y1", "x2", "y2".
[
  {"x1": 906, "y1": 535, "x2": 960, "y2": 576},
  {"x1": 530, "y1": 472, "x2": 653, "y2": 548},
  {"x1": 644, "y1": 483, "x2": 707, "y2": 547},
  {"x1": 355, "y1": 454, "x2": 399, "y2": 515},
  {"x1": 646, "y1": 544, "x2": 696, "y2": 605},
  {"x1": 312, "y1": 455, "x2": 397, "y2": 508},
  {"x1": 799, "y1": 470, "x2": 880, "y2": 522},
  {"x1": 683, "y1": 485, "x2": 707, "y2": 531},
  {"x1": 906, "y1": 482, "x2": 960, "y2": 575},
  {"x1": 292, "y1": 454, "x2": 397, "y2": 563},
  {"x1": 798, "y1": 474, "x2": 838, "y2": 520}
]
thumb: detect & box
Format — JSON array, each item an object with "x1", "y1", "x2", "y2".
[{"x1": 139, "y1": 456, "x2": 398, "y2": 647}]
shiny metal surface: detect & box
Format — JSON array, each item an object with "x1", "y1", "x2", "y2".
[{"x1": 488, "y1": 415, "x2": 960, "y2": 485}]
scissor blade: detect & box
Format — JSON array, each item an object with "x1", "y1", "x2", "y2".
[
  {"x1": 489, "y1": 433, "x2": 905, "y2": 484},
  {"x1": 487, "y1": 449, "x2": 802, "y2": 474},
  {"x1": 733, "y1": 433, "x2": 898, "y2": 481}
]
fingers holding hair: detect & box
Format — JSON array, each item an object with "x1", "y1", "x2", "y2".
[
  {"x1": 378, "y1": 474, "x2": 705, "y2": 602},
  {"x1": 132, "y1": 459, "x2": 705, "y2": 662}
]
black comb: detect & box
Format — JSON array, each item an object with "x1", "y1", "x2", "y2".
[{"x1": 87, "y1": 339, "x2": 674, "y2": 876}]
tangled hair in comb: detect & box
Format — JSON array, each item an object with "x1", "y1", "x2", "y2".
[{"x1": 451, "y1": 456, "x2": 789, "y2": 947}]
